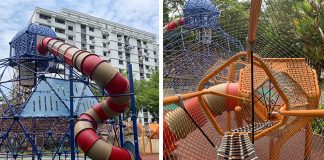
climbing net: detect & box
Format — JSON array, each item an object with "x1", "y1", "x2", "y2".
[{"x1": 163, "y1": 0, "x2": 324, "y2": 159}]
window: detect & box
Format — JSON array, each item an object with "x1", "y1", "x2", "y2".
[
  {"x1": 39, "y1": 14, "x2": 51, "y2": 20},
  {"x1": 143, "y1": 41, "x2": 147, "y2": 45},
  {"x1": 145, "y1": 57, "x2": 148, "y2": 61},
  {"x1": 140, "y1": 73, "x2": 144, "y2": 76},
  {"x1": 146, "y1": 74, "x2": 150, "y2": 78},
  {"x1": 90, "y1": 45, "x2": 95, "y2": 50},
  {"x1": 117, "y1": 35, "x2": 122, "y2": 38},
  {"x1": 81, "y1": 24, "x2": 86, "y2": 29},
  {"x1": 143, "y1": 109, "x2": 148, "y2": 112},
  {"x1": 118, "y1": 52, "x2": 123, "y2": 56},
  {"x1": 89, "y1": 27, "x2": 94, "y2": 32},
  {"x1": 144, "y1": 49, "x2": 148, "y2": 53},
  {"x1": 139, "y1": 64, "x2": 143, "y2": 69},
  {"x1": 119, "y1": 60, "x2": 123, "y2": 65},
  {"x1": 68, "y1": 36, "x2": 73, "y2": 41},
  {"x1": 155, "y1": 67, "x2": 158, "y2": 70},
  {"x1": 103, "y1": 35, "x2": 107, "y2": 39},
  {"x1": 103, "y1": 51, "x2": 107, "y2": 56},
  {"x1": 68, "y1": 26, "x2": 73, "y2": 31},
  {"x1": 103, "y1": 43, "x2": 107, "y2": 47},
  {"x1": 118, "y1": 43, "x2": 122, "y2": 48},
  {"x1": 126, "y1": 53, "x2": 130, "y2": 57},
  {"x1": 81, "y1": 43, "x2": 86, "y2": 48},
  {"x1": 154, "y1": 51, "x2": 156, "y2": 55},
  {"x1": 89, "y1": 36, "x2": 94, "y2": 40},
  {"x1": 154, "y1": 59, "x2": 157, "y2": 62},
  {"x1": 55, "y1": 28, "x2": 65, "y2": 34},
  {"x1": 144, "y1": 118, "x2": 148, "y2": 123},
  {"x1": 55, "y1": 18, "x2": 65, "y2": 24},
  {"x1": 146, "y1": 65, "x2": 149, "y2": 69}
]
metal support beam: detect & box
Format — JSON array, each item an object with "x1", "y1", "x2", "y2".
[
  {"x1": 128, "y1": 64, "x2": 140, "y2": 160},
  {"x1": 69, "y1": 66, "x2": 75, "y2": 160}
]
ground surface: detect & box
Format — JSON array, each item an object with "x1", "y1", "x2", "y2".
[{"x1": 141, "y1": 153, "x2": 159, "y2": 160}]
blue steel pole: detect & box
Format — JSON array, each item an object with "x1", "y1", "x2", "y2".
[
  {"x1": 69, "y1": 66, "x2": 75, "y2": 160},
  {"x1": 128, "y1": 64, "x2": 140, "y2": 160},
  {"x1": 119, "y1": 114, "x2": 124, "y2": 147}
]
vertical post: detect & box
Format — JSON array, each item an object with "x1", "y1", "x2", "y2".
[
  {"x1": 32, "y1": 129, "x2": 35, "y2": 160},
  {"x1": 250, "y1": 49, "x2": 255, "y2": 144},
  {"x1": 128, "y1": 64, "x2": 140, "y2": 160},
  {"x1": 119, "y1": 114, "x2": 124, "y2": 147},
  {"x1": 69, "y1": 66, "x2": 75, "y2": 160},
  {"x1": 304, "y1": 122, "x2": 312, "y2": 159}
]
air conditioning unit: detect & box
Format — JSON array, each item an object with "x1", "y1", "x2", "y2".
[
  {"x1": 118, "y1": 37, "x2": 122, "y2": 41},
  {"x1": 118, "y1": 46, "x2": 122, "y2": 49},
  {"x1": 119, "y1": 54, "x2": 123, "y2": 58},
  {"x1": 47, "y1": 19, "x2": 51, "y2": 23},
  {"x1": 91, "y1": 39, "x2": 95, "y2": 44}
]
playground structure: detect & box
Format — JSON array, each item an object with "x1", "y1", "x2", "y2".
[
  {"x1": 0, "y1": 23, "x2": 141, "y2": 160},
  {"x1": 163, "y1": 0, "x2": 324, "y2": 159},
  {"x1": 137, "y1": 122, "x2": 159, "y2": 154}
]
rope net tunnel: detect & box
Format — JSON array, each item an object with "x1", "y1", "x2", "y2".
[{"x1": 163, "y1": 0, "x2": 324, "y2": 160}]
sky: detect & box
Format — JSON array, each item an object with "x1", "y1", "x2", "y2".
[{"x1": 0, "y1": 0, "x2": 159, "y2": 59}]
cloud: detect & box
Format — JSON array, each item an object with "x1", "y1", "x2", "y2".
[{"x1": 0, "y1": 0, "x2": 159, "y2": 60}]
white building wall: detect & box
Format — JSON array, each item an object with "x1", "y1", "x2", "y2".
[{"x1": 30, "y1": 7, "x2": 158, "y2": 81}]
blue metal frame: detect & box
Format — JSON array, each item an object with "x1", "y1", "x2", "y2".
[
  {"x1": 128, "y1": 64, "x2": 140, "y2": 160},
  {"x1": 0, "y1": 23, "x2": 140, "y2": 160},
  {"x1": 69, "y1": 66, "x2": 75, "y2": 160}
]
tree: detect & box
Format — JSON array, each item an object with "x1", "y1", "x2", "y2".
[
  {"x1": 292, "y1": 0, "x2": 324, "y2": 80},
  {"x1": 134, "y1": 70, "x2": 159, "y2": 122}
]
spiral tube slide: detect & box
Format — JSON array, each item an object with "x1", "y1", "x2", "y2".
[
  {"x1": 163, "y1": 82, "x2": 238, "y2": 153},
  {"x1": 37, "y1": 37, "x2": 134, "y2": 160},
  {"x1": 163, "y1": 17, "x2": 185, "y2": 33}
]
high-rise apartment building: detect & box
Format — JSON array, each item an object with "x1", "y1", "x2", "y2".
[{"x1": 30, "y1": 7, "x2": 159, "y2": 80}]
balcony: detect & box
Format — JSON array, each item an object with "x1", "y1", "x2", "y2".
[
  {"x1": 140, "y1": 67, "x2": 144, "y2": 73},
  {"x1": 138, "y1": 49, "x2": 142, "y2": 56},
  {"x1": 139, "y1": 58, "x2": 143, "y2": 64}
]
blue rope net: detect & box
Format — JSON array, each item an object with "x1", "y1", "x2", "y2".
[{"x1": 0, "y1": 24, "x2": 122, "y2": 159}]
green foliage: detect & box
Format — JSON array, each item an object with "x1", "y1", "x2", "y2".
[
  {"x1": 163, "y1": 0, "x2": 185, "y2": 24},
  {"x1": 312, "y1": 104, "x2": 324, "y2": 135},
  {"x1": 292, "y1": 0, "x2": 324, "y2": 79},
  {"x1": 134, "y1": 70, "x2": 159, "y2": 122}
]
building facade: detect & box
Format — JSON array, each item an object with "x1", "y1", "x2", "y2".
[{"x1": 29, "y1": 7, "x2": 159, "y2": 80}]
